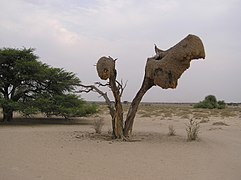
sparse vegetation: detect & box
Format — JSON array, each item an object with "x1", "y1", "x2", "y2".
[
  {"x1": 212, "y1": 121, "x2": 229, "y2": 126},
  {"x1": 219, "y1": 109, "x2": 236, "y2": 118},
  {"x1": 93, "y1": 118, "x2": 104, "y2": 134},
  {"x1": 139, "y1": 111, "x2": 152, "y2": 118},
  {"x1": 168, "y1": 125, "x2": 176, "y2": 136},
  {"x1": 186, "y1": 119, "x2": 200, "y2": 141},
  {"x1": 199, "y1": 117, "x2": 209, "y2": 123},
  {"x1": 192, "y1": 112, "x2": 210, "y2": 123}
]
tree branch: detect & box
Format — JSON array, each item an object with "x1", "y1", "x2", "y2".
[
  {"x1": 78, "y1": 83, "x2": 115, "y2": 118},
  {"x1": 115, "y1": 80, "x2": 127, "y2": 97},
  {"x1": 94, "y1": 82, "x2": 110, "y2": 87}
]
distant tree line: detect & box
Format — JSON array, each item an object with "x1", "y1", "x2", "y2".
[{"x1": 0, "y1": 47, "x2": 97, "y2": 122}]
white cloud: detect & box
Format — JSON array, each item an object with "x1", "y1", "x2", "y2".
[{"x1": 1, "y1": 0, "x2": 241, "y2": 102}]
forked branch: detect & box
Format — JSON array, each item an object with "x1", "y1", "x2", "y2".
[{"x1": 116, "y1": 80, "x2": 127, "y2": 97}]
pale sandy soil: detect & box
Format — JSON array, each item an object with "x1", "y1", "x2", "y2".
[{"x1": 0, "y1": 104, "x2": 241, "y2": 180}]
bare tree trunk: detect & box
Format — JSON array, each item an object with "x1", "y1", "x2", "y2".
[
  {"x1": 109, "y1": 76, "x2": 124, "y2": 138},
  {"x1": 124, "y1": 34, "x2": 205, "y2": 137},
  {"x1": 78, "y1": 84, "x2": 117, "y2": 137},
  {"x1": 93, "y1": 34, "x2": 205, "y2": 140},
  {"x1": 2, "y1": 106, "x2": 13, "y2": 122},
  {"x1": 124, "y1": 77, "x2": 154, "y2": 137}
]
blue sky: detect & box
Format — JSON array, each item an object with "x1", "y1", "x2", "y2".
[{"x1": 1, "y1": 0, "x2": 241, "y2": 102}]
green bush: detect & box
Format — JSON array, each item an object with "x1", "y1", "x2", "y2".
[
  {"x1": 18, "y1": 94, "x2": 98, "y2": 118},
  {"x1": 194, "y1": 95, "x2": 226, "y2": 109},
  {"x1": 46, "y1": 95, "x2": 98, "y2": 118},
  {"x1": 217, "y1": 100, "x2": 226, "y2": 109},
  {"x1": 19, "y1": 106, "x2": 39, "y2": 117}
]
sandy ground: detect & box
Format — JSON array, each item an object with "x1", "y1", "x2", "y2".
[{"x1": 1, "y1": 104, "x2": 241, "y2": 180}]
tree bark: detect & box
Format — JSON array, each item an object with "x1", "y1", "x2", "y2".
[
  {"x1": 2, "y1": 106, "x2": 13, "y2": 122},
  {"x1": 1, "y1": 89, "x2": 14, "y2": 122},
  {"x1": 78, "y1": 84, "x2": 117, "y2": 137},
  {"x1": 109, "y1": 76, "x2": 124, "y2": 138},
  {"x1": 123, "y1": 77, "x2": 154, "y2": 137},
  {"x1": 96, "y1": 56, "x2": 126, "y2": 139},
  {"x1": 95, "y1": 34, "x2": 205, "y2": 139},
  {"x1": 124, "y1": 34, "x2": 205, "y2": 137}
]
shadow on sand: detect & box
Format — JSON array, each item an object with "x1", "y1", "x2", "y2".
[{"x1": 0, "y1": 117, "x2": 93, "y2": 126}]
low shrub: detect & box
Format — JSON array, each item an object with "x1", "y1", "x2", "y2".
[
  {"x1": 93, "y1": 118, "x2": 104, "y2": 134},
  {"x1": 168, "y1": 125, "x2": 176, "y2": 136},
  {"x1": 186, "y1": 119, "x2": 200, "y2": 141},
  {"x1": 217, "y1": 100, "x2": 226, "y2": 109},
  {"x1": 212, "y1": 121, "x2": 229, "y2": 126},
  {"x1": 194, "y1": 95, "x2": 226, "y2": 109}
]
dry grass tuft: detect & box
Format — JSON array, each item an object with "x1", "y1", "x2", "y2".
[
  {"x1": 212, "y1": 121, "x2": 229, "y2": 126},
  {"x1": 93, "y1": 118, "x2": 104, "y2": 134},
  {"x1": 168, "y1": 125, "x2": 176, "y2": 136},
  {"x1": 180, "y1": 113, "x2": 190, "y2": 119},
  {"x1": 199, "y1": 118, "x2": 209, "y2": 123},
  {"x1": 174, "y1": 108, "x2": 192, "y2": 119},
  {"x1": 219, "y1": 110, "x2": 236, "y2": 118},
  {"x1": 185, "y1": 119, "x2": 200, "y2": 141},
  {"x1": 140, "y1": 111, "x2": 152, "y2": 118},
  {"x1": 209, "y1": 127, "x2": 223, "y2": 131}
]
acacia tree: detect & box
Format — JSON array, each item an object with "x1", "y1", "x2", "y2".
[
  {"x1": 80, "y1": 34, "x2": 205, "y2": 139},
  {"x1": 0, "y1": 48, "x2": 82, "y2": 122}
]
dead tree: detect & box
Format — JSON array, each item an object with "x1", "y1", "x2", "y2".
[{"x1": 81, "y1": 34, "x2": 205, "y2": 139}]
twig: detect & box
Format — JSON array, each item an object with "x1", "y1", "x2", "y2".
[
  {"x1": 115, "y1": 79, "x2": 127, "y2": 97},
  {"x1": 77, "y1": 83, "x2": 115, "y2": 118},
  {"x1": 95, "y1": 82, "x2": 110, "y2": 87}
]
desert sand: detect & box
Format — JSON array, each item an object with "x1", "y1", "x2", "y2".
[{"x1": 1, "y1": 104, "x2": 241, "y2": 180}]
